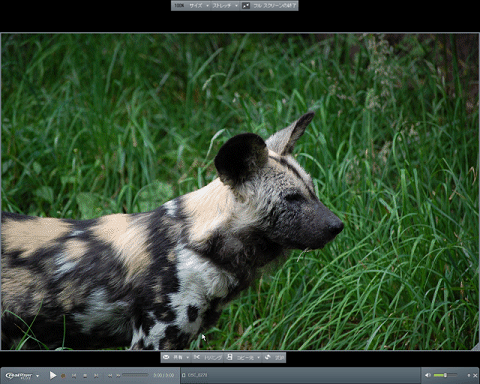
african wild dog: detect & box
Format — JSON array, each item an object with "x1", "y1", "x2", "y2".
[{"x1": 1, "y1": 111, "x2": 343, "y2": 350}]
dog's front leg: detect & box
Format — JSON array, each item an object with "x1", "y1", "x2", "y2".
[{"x1": 129, "y1": 308, "x2": 199, "y2": 350}]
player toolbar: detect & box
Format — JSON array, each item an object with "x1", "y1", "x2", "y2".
[
  {"x1": 161, "y1": 351, "x2": 286, "y2": 363},
  {"x1": 171, "y1": 1, "x2": 299, "y2": 11},
  {"x1": 2, "y1": 367, "x2": 478, "y2": 384}
]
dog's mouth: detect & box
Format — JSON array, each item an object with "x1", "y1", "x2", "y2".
[
  {"x1": 285, "y1": 232, "x2": 342, "y2": 251},
  {"x1": 285, "y1": 240, "x2": 325, "y2": 251}
]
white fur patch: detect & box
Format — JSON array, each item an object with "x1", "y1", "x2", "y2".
[
  {"x1": 73, "y1": 288, "x2": 130, "y2": 336},
  {"x1": 138, "y1": 311, "x2": 170, "y2": 349},
  {"x1": 174, "y1": 245, "x2": 237, "y2": 300},
  {"x1": 163, "y1": 200, "x2": 177, "y2": 217},
  {"x1": 131, "y1": 325, "x2": 147, "y2": 347},
  {"x1": 54, "y1": 253, "x2": 77, "y2": 279},
  {"x1": 142, "y1": 245, "x2": 238, "y2": 343},
  {"x1": 129, "y1": 246, "x2": 237, "y2": 349}
]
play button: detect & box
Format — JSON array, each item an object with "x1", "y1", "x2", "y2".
[{"x1": 50, "y1": 372, "x2": 57, "y2": 380}]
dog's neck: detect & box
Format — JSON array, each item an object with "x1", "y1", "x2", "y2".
[
  {"x1": 180, "y1": 178, "x2": 285, "y2": 283},
  {"x1": 181, "y1": 178, "x2": 236, "y2": 245}
]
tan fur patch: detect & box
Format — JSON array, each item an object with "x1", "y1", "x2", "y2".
[
  {"x1": 57, "y1": 282, "x2": 75, "y2": 312},
  {"x1": 57, "y1": 278, "x2": 89, "y2": 312},
  {"x1": 153, "y1": 276, "x2": 164, "y2": 304},
  {"x1": 1, "y1": 266, "x2": 46, "y2": 316},
  {"x1": 2, "y1": 217, "x2": 71, "y2": 258},
  {"x1": 167, "y1": 250, "x2": 176, "y2": 263},
  {"x1": 63, "y1": 238, "x2": 88, "y2": 263},
  {"x1": 92, "y1": 214, "x2": 151, "y2": 280},
  {"x1": 182, "y1": 178, "x2": 234, "y2": 244}
]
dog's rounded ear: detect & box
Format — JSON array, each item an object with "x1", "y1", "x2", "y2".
[
  {"x1": 266, "y1": 111, "x2": 315, "y2": 155},
  {"x1": 215, "y1": 133, "x2": 268, "y2": 187}
]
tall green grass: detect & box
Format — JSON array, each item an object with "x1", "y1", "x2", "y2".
[{"x1": 1, "y1": 34, "x2": 478, "y2": 350}]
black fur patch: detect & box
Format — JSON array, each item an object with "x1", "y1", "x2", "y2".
[{"x1": 187, "y1": 305, "x2": 199, "y2": 323}]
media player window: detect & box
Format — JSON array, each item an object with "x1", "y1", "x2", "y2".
[{"x1": 1, "y1": 34, "x2": 477, "y2": 353}]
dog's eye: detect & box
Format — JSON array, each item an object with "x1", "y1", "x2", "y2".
[{"x1": 285, "y1": 193, "x2": 304, "y2": 203}]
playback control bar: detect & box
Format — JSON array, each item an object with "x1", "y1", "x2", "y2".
[
  {"x1": 171, "y1": 1, "x2": 299, "y2": 11},
  {"x1": 2, "y1": 367, "x2": 478, "y2": 384}
]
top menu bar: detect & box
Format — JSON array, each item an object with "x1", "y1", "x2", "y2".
[{"x1": 171, "y1": 1, "x2": 299, "y2": 11}]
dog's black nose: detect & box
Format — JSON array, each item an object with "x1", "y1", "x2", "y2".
[{"x1": 328, "y1": 217, "x2": 344, "y2": 237}]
